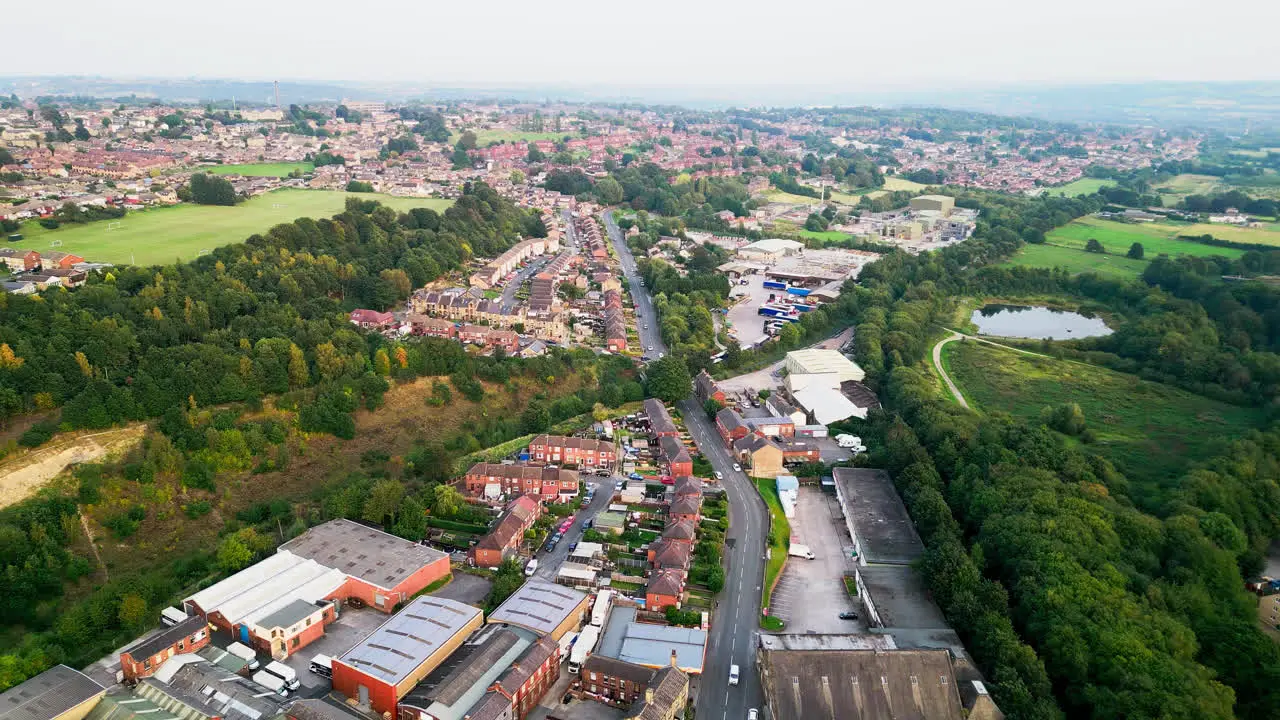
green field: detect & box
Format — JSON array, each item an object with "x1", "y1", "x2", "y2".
[
  {"x1": 763, "y1": 190, "x2": 822, "y2": 205},
  {"x1": 1155, "y1": 173, "x2": 1223, "y2": 203},
  {"x1": 204, "y1": 162, "x2": 314, "y2": 177},
  {"x1": 16, "y1": 190, "x2": 451, "y2": 266},
  {"x1": 1045, "y1": 178, "x2": 1114, "y2": 197},
  {"x1": 1003, "y1": 243, "x2": 1152, "y2": 278},
  {"x1": 1183, "y1": 222, "x2": 1280, "y2": 248},
  {"x1": 1047, "y1": 217, "x2": 1245, "y2": 259},
  {"x1": 452, "y1": 129, "x2": 568, "y2": 146},
  {"x1": 882, "y1": 176, "x2": 928, "y2": 192},
  {"x1": 755, "y1": 478, "x2": 790, "y2": 619},
  {"x1": 945, "y1": 340, "x2": 1264, "y2": 487}
]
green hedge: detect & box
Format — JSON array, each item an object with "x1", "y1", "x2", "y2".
[{"x1": 429, "y1": 518, "x2": 489, "y2": 534}]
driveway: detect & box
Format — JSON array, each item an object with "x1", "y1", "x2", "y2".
[
  {"x1": 767, "y1": 487, "x2": 864, "y2": 634},
  {"x1": 533, "y1": 476, "x2": 615, "y2": 581},
  {"x1": 432, "y1": 571, "x2": 492, "y2": 607},
  {"x1": 275, "y1": 606, "x2": 389, "y2": 696}
]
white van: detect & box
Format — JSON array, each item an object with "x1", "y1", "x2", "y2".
[
  {"x1": 729, "y1": 664, "x2": 740, "y2": 686},
  {"x1": 160, "y1": 607, "x2": 187, "y2": 627},
  {"x1": 226, "y1": 642, "x2": 260, "y2": 671},
  {"x1": 264, "y1": 660, "x2": 301, "y2": 691},
  {"x1": 252, "y1": 670, "x2": 289, "y2": 697},
  {"x1": 525, "y1": 559, "x2": 538, "y2": 577},
  {"x1": 309, "y1": 654, "x2": 333, "y2": 678}
]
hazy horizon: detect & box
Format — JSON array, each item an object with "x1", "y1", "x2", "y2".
[{"x1": 14, "y1": 0, "x2": 1280, "y2": 90}]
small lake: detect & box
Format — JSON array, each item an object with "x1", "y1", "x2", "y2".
[{"x1": 970, "y1": 304, "x2": 1112, "y2": 340}]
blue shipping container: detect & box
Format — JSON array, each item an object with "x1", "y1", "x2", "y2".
[
  {"x1": 762, "y1": 280, "x2": 787, "y2": 290},
  {"x1": 786, "y1": 287, "x2": 811, "y2": 297}
]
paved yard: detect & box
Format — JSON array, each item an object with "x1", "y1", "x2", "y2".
[
  {"x1": 276, "y1": 606, "x2": 389, "y2": 695},
  {"x1": 767, "y1": 487, "x2": 864, "y2": 634},
  {"x1": 432, "y1": 571, "x2": 492, "y2": 607},
  {"x1": 529, "y1": 669, "x2": 627, "y2": 720}
]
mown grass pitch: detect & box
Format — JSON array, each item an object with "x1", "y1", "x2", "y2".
[
  {"x1": 204, "y1": 162, "x2": 315, "y2": 177},
  {"x1": 15, "y1": 189, "x2": 452, "y2": 266}
]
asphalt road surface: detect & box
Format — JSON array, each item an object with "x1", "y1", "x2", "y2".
[
  {"x1": 532, "y1": 475, "x2": 615, "y2": 582},
  {"x1": 604, "y1": 210, "x2": 768, "y2": 720}
]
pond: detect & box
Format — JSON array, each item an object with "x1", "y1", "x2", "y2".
[{"x1": 970, "y1": 304, "x2": 1112, "y2": 340}]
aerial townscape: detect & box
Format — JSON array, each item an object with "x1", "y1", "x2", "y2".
[{"x1": 3, "y1": 5, "x2": 1280, "y2": 720}]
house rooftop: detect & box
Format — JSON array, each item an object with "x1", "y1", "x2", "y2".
[{"x1": 122, "y1": 616, "x2": 208, "y2": 662}]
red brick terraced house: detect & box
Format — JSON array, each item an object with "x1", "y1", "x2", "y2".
[
  {"x1": 463, "y1": 463, "x2": 581, "y2": 502},
  {"x1": 645, "y1": 568, "x2": 685, "y2": 611},
  {"x1": 528, "y1": 435, "x2": 616, "y2": 469},
  {"x1": 472, "y1": 496, "x2": 541, "y2": 568}
]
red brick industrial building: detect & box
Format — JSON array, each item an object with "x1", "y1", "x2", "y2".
[{"x1": 119, "y1": 615, "x2": 211, "y2": 681}]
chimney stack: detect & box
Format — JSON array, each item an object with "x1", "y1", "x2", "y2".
[{"x1": 670, "y1": 649, "x2": 679, "y2": 668}]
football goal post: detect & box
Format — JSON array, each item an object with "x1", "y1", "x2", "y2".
[{"x1": 106, "y1": 221, "x2": 122, "y2": 232}]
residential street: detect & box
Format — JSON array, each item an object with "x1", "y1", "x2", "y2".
[
  {"x1": 532, "y1": 475, "x2": 614, "y2": 582},
  {"x1": 604, "y1": 210, "x2": 768, "y2": 720}
]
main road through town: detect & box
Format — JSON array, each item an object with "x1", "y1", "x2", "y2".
[{"x1": 603, "y1": 211, "x2": 768, "y2": 720}]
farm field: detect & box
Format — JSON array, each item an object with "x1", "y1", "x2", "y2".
[
  {"x1": 1002, "y1": 242, "x2": 1151, "y2": 278},
  {"x1": 1044, "y1": 178, "x2": 1114, "y2": 197},
  {"x1": 1047, "y1": 217, "x2": 1245, "y2": 259},
  {"x1": 882, "y1": 176, "x2": 928, "y2": 192},
  {"x1": 452, "y1": 129, "x2": 567, "y2": 146},
  {"x1": 14, "y1": 189, "x2": 451, "y2": 266},
  {"x1": 943, "y1": 340, "x2": 1264, "y2": 488},
  {"x1": 1183, "y1": 222, "x2": 1280, "y2": 248},
  {"x1": 764, "y1": 190, "x2": 822, "y2": 205},
  {"x1": 1155, "y1": 173, "x2": 1223, "y2": 203},
  {"x1": 204, "y1": 162, "x2": 314, "y2": 177}
]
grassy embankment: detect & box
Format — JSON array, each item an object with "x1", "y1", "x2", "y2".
[
  {"x1": 755, "y1": 477, "x2": 790, "y2": 630},
  {"x1": 943, "y1": 339, "x2": 1264, "y2": 489}
]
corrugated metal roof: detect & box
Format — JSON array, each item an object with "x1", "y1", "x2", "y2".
[
  {"x1": 185, "y1": 550, "x2": 305, "y2": 614},
  {"x1": 338, "y1": 596, "x2": 481, "y2": 685},
  {"x1": 0, "y1": 665, "x2": 105, "y2": 720},
  {"x1": 486, "y1": 580, "x2": 587, "y2": 636}
]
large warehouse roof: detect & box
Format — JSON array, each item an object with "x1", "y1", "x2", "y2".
[
  {"x1": 338, "y1": 596, "x2": 482, "y2": 686},
  {"x1": 0, "y1": 665, "x2": 105, "y2": 720},
  {"x1": 760, "y1": 647, "x2": 964, "y2": 720},
  {"x1": 785, "y1": 349, "x2": 865, "y2": 382},
  {"x1": 281, "y1": 518, "x2": 448, "y2": 591},
  {"x1": 486, "y1": 580, "x2": 587, "y2": 636},
  {"x1": 792, "y1": 386, "x2": 866, "y2": 425}
]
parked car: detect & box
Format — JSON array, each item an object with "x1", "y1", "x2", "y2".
[
  {"x1": 732, "y1": 463, "x2": 742, "y2": 472},
  {"x1": 714, "y1": 471, "x2": 724, "y2": 481},
  {"x1": 839, "y1": 611, "x2": 859, "y2": 620}
]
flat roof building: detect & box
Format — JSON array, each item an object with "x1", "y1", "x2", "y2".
[
  {"x1": 332, "y1": 596, "x2": 485, "y2": 716},
  {"x1": 832, "y1": 468, "x2": 923, "y2": 565},
  {"x1": 485, "y1": 580, "x2": 589, "y2": 641},
  {"x1": 910, "y1": 194, "x2": 955, "y2": 216},
  {"x1": 596, "y1": 607, "x2": 708, "y2": 675},
  {"x1": 399, "y1": 625, "x2": 535, "y2": 720}
]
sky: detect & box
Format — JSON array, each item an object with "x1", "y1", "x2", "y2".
[{"x1": 14, "y1": 0, "x2": 1280, "y2": 92}]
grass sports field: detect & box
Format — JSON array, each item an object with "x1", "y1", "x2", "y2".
[
  {"x1": 944, "y1": 340, "x2": 1263, "y2": 486},
  {"x1": 1045, "y1": 178, "x2": 1114, "y2": 197},
  {"x1": 204, "y1": 162, "x2": 314, "y2": 177},
  {"x1": 451, "y1": 129, "x2": 567, "y2": 146},
  {"x1": 14, "y1": 189, "x2": 451, "y2": 266}
]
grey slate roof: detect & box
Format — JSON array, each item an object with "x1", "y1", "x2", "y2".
[
  {"x1": 122, "y1": 616, "x2": 207, "y2": 662},
  {"x1": 0, "y1": 666, "x2": 105, "y2": 720},
  {"x1": 255, "y1": 598, "x2": 320, "y2": 630},
  {"x1": 338, "y1": 596, "x2": 482, "y2": 685}
]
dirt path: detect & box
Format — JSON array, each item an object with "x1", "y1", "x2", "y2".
[
  {"x1": 0, "y1": 425, "x2": 147, "y2": 510},
  {"x1": 80, "y1": 512, "x2": 108, "y2": 581},
  {"x1": 932, "y1": 333, "x2": 970, "y2": 409}
]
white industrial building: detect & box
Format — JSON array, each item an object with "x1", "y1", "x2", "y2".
[
  {"x1": 785, "y1": 349, "x2": 865, "y2": 383},
  {"x1": 793, "y1": 386, "x2": 868, "y2": 424}
]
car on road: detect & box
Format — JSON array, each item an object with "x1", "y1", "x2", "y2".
[
  {"x1": 646, "y1": 345, "x2": 653, "y2": 351},
  {"x1": 715, "y1": 471, "x2": 724, "y2": 481},
  {"x1": 748, "y1": 710, "x2": 759, "y2": 720},
  {"x1": 729, "y1": 664, "x2": 740, "y2": 686},
  {"x1": 732, "y1": 463, "x2": 742, "y2": 472},
  {"x1": 839, "y1": 611, "x2": 859, "y2": 620},
  {"x1": 615, "y1": 481, "x2": 624, "y2": 490},
  {"x1": 568, "y1": 542, "x2": 578, "y2": 552}
]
